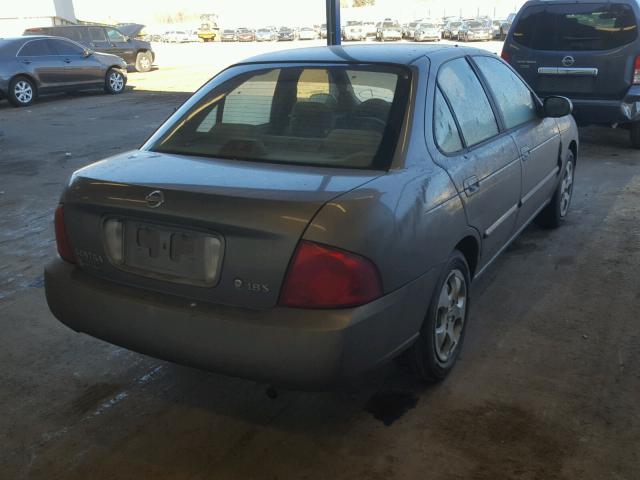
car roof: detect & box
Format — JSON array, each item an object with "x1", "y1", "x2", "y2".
[{"x1": 236, "y1": 44, "x2": 460, "y2": 66}]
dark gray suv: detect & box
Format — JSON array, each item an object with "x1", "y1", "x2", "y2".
[
  {"x1": 24, "y1": 24, "x2": 154, "y2": 72},
  {"x1": 502, "y1": 0, "x2": 640, "y2": 147}
]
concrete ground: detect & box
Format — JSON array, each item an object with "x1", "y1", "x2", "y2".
[{"x1": 1, "y1": 41, "x2": 639, "y2": 480}]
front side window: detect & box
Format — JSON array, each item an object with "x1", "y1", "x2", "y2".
[
  {"x1": 106, "y1": 28, "x2": 127, "y2": 42},
  {"x1": 50, "y1": 39, "x2": 85, "y2": 56},
  {"x1": 474, "y1": 56, "x2": 538, "y2": 129},
  {"x1": 433, "y1": 87, "x2": 463, "y2": 153},
  {"x1": 513, "y1": 3, "x2": 638, "y2": 51},
  {"x1": 88, "y1": 27, "x2": 107, "y2": 42},
  {"x1": 437, "y1": 58, "x2": 499, "y2": 147},
  {"x1": 18, "y1": 40, "x2": 54, "y2": 56},
  {"x1": 150, "y1": 65, "x2": 409, "y2": 169}
]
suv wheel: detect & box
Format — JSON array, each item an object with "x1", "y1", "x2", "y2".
[
  {"x1": 104, "y1": 69, "x2": 126, "y2": 94},
  {"x1": 135, "y1": 52, "x2": 152, "y2": 72},
  {"x1": 408, "y1": 251, "x2": 471, "y2": 382},
  {"x1": 8, "y1": 76, "x2": 36, "y2": 107},
  {"x1": 630, "y1": 122, "x2": 640, "y2": 149}
]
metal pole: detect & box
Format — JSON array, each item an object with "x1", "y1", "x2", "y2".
[{"x1": 326, "y1": 0, "x2": 341, "y2": 46}]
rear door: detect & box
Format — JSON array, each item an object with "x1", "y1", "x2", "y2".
[
  {"x1": 507, "y1": 2, "x2": 639, "y2": 100},
  {"x1": 433, "y1": 57, "x2": 522, "y2": 267},
  {"x1": 49, "y1": 38, "x2": 104, "y2": 86},
  {"x1": 16, "y1": 39, "x2": 66, "y2": 89},
  {"x1": 473, "y1": 55, "x2": 561, "y2": 229}
]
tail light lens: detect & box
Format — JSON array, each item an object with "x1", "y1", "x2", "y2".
[
  {"x1": 501, "y1": 49, "x2": 510, "y2": 62},
  {"x1": 633, "y1": 56, "x2": 640, "y2": 84},
  {"x1": 54, "y1": 204, "x2": 76, "y2": 263},
  {"x1": 279, "y1": 241, "x2": 382, "y2": 309}
]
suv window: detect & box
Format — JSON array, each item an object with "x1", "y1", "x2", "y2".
[
  {"x1": 50, "y1": 39, "x2": 85, "y2": 56},
  {"x1": 437, "y1": 58, "x2": 499, "y2": 147},
  {"x1": 433, "y1": 87, "x2": 463, "y2": 153},
  {"x1": 55, "y1": 27, "x2": 84, "y2": 42},
  {"x1": 513, "y1": 3, "x2": 638, "y2": 51},
  {"x1": 106, "y1": 28, "x2": 127, "y2": 42},
  {"x1": 474, "y1": 56, "x2": 538, "y2": 129},
  {"x1": 151, "y1": 65, "x2": 409, "y2": 169},
  {"x1": 18, "y1": 39, "x2": 54, "y2": 56},
  {"x1": 88, "y1": 27, "x2": 107, "y2": 42}
]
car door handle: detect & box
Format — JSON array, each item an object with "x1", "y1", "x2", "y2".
[
  {"x1": 521, "y1": 146, "x2": 531, "y2": 161},
  {"x1": 20, "y1": 60, "x2": 32, "y2": 65},
  {"x1": 463, "y1": 176, "x2": 480, "y2": 196},
  {"x1": 63, "y1": 58, "x2": 72, "y2": 63}
]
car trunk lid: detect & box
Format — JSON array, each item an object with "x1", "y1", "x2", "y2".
[{"x1": 62, "y1": 150, "x2": 381, "y2": 309}]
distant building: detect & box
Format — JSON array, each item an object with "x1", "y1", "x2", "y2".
[{"x1": 0, "y1": 0, "x2": 77, "y2": 37}]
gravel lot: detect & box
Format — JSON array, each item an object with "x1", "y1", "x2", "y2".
[{"x1": 0, "y1": 40, "x2": 638, "y2": 480}]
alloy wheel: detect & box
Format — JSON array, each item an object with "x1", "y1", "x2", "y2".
[
  {"x1": 109, "y1": 72, "x2": 124, "y2": 92},
  {"x1": 14, "y1": 80, "x2": 33, "y2": 104},
  {"x1": 560, "y1": 160, "x2": 574, "y2": 217},
  {"x1": 434, "y1": 269, "x2": 467, "y2": 363}
]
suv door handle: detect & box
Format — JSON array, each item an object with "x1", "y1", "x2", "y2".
[
  {"x1": 463, "y1": 176, "x2": 480, "y2": 196},
  {"x1": 521, "y1": 146, "x2": 531, "y2": 161},
  {"x1": 63, "y1": 58, "x2": 72, "y2": 63}
]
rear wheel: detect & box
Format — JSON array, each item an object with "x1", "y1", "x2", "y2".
[
  {"x1": 135, "y1": 51, "x2": 152, "y2": 72},
  {"x1": 536, "y1": 151, "x2": 575, "y2": 229},
  {"x1": 408, "y1": 251, "x2": 471, "y2": 382},
  {"x1": 8, "y1": 76, "x2": 36, "y2": 107},
  {"x1": 630, "y1": 122, "x2": 640, "y2": 148},
  {"x1": 104, "y1": 68, "x2": 126, "y2": 94}
]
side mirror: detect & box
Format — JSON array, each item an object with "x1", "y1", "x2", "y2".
[
  {"x1": 543, "y1": 96, "x2": 572, "y2": 118},
  {"x1": 83, "y1": 49, "x2": 92, "y2": 57}
]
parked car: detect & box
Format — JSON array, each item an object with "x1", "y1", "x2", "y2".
[
  {"x1": 298, "y1": 27, "x2": 317, "y2": 40},
  {"x1": 256, "y1": 28, "x2": 277, "y2": 42},
  {"x1": 24, "y1": 24, "x2": 154, "y2": 72},
  {"x1": 236, "y1": 28, "x2": 255, "y2": 42},
  {"x1": 442, "y1": 20, "x2": 462, "y2": 39},
  {"x1": 0, "y1": 36, "x2": 127, "y2": 107},
  {"x1": 458, "y1": 20, "x2": 492, "y2": 41},
  {"x1": 492, "y1": 19, "x2": 504, "y2": 38},
  {"x1": 45, "y1": 44, "x2": 578, "y2": 389},
  {"x1": 164, "y1": 30, "x2": 191, "y2": 43},
  {"x1": 403, "y1": 21, "x2": 420, "y2": 40},
  {"x1": 221, "y1": 29, "x2": 238, "y2": 42},
  {"x1": 414, "y1": 23, "x2": 441, "y2": 42},
  {"x1": 503, "y1": 0, "x2": 640, "y2": 147},
  {"x1": 500, "y1": 13, "x2": 517, "y2": 39},
  {"x1": 376, "y1": 20, "x2": 403, "y2": 41},
  {"x1": 342, "y1": 21, "x2": 365, "y2": 41},
  {"x1": 320, "y1": 23, "x2": 327, "y2": 39},
  {"x1": 278, "y1": 27, "x2": 295, "y2": 41}
]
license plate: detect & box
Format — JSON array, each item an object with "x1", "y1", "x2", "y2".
[{"x1": 122, "y1": 220, "x2": 223, "y2": 286}]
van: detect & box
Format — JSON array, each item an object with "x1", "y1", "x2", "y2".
[
  {"x1": 502, "y1": 0, "x2": 640, "y2": 147},
  {"x1": 24, "y1": 24, "x2": 154, "y2": 72}
]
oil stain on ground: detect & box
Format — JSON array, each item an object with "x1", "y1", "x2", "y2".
[{"x1": 364, "y1": 391, "x2": 419, "y2": 426}]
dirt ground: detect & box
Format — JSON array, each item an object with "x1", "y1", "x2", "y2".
[{"x1": 0, "y1": 41, "x2": 639, "y2": 479}]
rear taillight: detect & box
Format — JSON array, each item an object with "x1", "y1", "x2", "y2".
[
  {"x1": 54, "y1": 204, "x2": 76, "y2": 263},
  {"x1": 279, "y1": 241, "x2": 382, "y2": 309},
  {"x1": 501, "y1": 49, "x2": 510, "y2": 62},
  {"x1": 633, "y1": 56, "x2": 640, "y2": 84}
]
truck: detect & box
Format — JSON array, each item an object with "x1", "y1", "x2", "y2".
[{"x1": 198, "y1": 14, "x2": 220, "y2": 42}]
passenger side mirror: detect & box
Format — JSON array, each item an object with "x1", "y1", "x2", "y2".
[
  {"x1": 543, "y1": 96, "x2": 572, "y2": 118},
  {"x1": 83, "y1": 49, "x2": 92, "y2": 57}
]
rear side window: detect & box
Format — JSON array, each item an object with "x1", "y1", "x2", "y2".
[
  {"x1": 513, "y1": 3, "x2": 638, "y2": 51},
  {"x1": 150, "y1": 65, "x2": 409, "y2": 170},
  {"x1": 437, "y1": 58, "x2": 499, "y2": 147},
  {"x1": 55, "y1": 27, "x2": 84, "y2": 42},
  {"x1": 18, "y1": 40, "x2": 53, "y2": 56},
  {"x1": 88, "y1": 27, "x2": 107, "y2": 42},
  {"x1": 474, "y1": 56, "x2": 538, "y2": 129},
  {"x1": 433, "y1": 87, "x2": 463, "y2": 153}
]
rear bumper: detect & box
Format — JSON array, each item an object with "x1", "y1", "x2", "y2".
[
  {"x1": 45, "y1": 259, "x2": 436, "y2": 389},
  {"x1": 570, "y1": 87, "x2": 640, "y2": 125}
]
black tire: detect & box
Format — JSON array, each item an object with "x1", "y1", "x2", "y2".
[
  {"x1": 8, "y1": 76, "x2": 36, "y2": 107},
  {"x1": 630, "y1": 122, "x2": 640, "y2": 148},
  {"x1": 134, "y1": 51, "x2": 152, "y2": 72},
  {"x1": 104, "y1": 68, "x2": 126, "y2": 95},
  {"x1": 535, "y1": 151, "x2": 575, "y2": 229},
  {"x1": 408, "y1": 251, "x2": 471, "y2": 383}
]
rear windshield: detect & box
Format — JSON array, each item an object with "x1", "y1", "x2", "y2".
[
  {"x1": 512, "y1": 3, "x2": 638, "y2": 50},
  {"x1": 150, "y1": 66, "x2": 409, "y2": 170}
]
